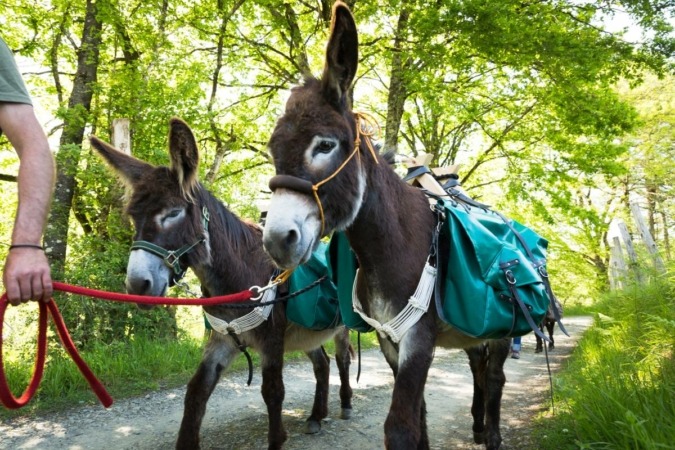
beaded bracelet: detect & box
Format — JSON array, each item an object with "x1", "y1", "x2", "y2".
[{"x1": 9, "y1": 244, "x2": 44, "y2": 251}]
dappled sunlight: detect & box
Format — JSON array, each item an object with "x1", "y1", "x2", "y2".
[{"x1": 114, "y1": 425, "x2": 135, "y2": 436}]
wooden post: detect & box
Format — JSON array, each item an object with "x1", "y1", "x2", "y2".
[
  {"x1": 630, "y1": 202, "x2": 665, "y2": 273},
  {"x1": 112, "y1": 118, "x2": 131, "y2": 155},
  {"x1": 616, "y1": 220, "x2": 643, "y2": 284},
  {"x1": 610, "y1": 237, "x2": 626, "y2": 290},
  {"x1": 401, "y1": 152, "x2": 460, "y2": 198},
  {"x1": 608, "y1": 253, "x2": 617, "y2": 291}
]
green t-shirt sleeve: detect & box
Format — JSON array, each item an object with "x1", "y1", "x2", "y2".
[{"x1": 0, "y1": 37, "x2": 33, "y2": 105}]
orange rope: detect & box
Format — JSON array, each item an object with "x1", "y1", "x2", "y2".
[{"x1": 311, "y1": 112, "x2": 381, "y2": 236}]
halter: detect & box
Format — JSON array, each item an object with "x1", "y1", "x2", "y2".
[
  {"x1": 268, "y1": 112, "x2": 380, "y2": 237},
  {"x1": 130, "y1": 206, "x2": 211, "y2": 285}
]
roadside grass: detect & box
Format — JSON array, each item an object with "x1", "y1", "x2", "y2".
[
  {"x1": 0, "y1": 305, "x2": 379, "y2": 420},
  {"x1": 533, "y1": 271, "x2": 675, "y2": 450}
]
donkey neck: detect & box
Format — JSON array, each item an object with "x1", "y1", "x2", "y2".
[
  {"x1": 345, "y1": 157, "x2": 436, "y2": 300},
  {"x1": 191, "y1": 190, "x2": 273, "y2": 296}
]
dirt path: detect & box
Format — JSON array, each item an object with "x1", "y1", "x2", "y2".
[{"x1": 0, "y1": 316, "x2": 592, "y2": 450}]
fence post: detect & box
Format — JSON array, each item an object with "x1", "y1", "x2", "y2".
[
  {"x1": 616, "y1": 220, "x2": 643, "y2": 284},
  {"x1": 610, "y1": 237, "x2": 626, "y2": 290},
  {"x1": 630, "y1": 202, "x2": 665, "y2": 273},
  {"x1": 112, "y1": 118, "x2": 131, "y2": 155}
]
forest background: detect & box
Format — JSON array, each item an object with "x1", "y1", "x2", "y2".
[{"x1": 0, "y1": 0, "x2": 673, "y2": 414}]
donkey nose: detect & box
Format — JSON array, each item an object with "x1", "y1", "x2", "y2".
[
  {"x1": 263, "y1": 224, "x2": 301, "y2": 267},
  {"x1": 285, "y1": 228, "x2": 299, "y2": 247},
  {"x1": 126, "y1": 276, "x2": 152, "y2": 296},
  {"x1": 126, "y1": 276, "x2": 159, "y2": 310}
]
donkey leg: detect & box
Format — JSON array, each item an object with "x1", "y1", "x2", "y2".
[
  {"x1": 334, "y1": 327, "x2": 353, "y2": 419},
  {"x1": 464, "y1": 344, "x2": 487, "y2": 444},
  {"x1": 535, "y1": 325, "x2": 544, "y2": 353},
  {"x1": 546, "y1": 320, "x2": 555, "y2": 350},
  {"x1": 483, "y1": 338, "x2": 509, "y2": 450},
  {"x1": 260, "y1": 340, "x2": 287, "y2": 450},
  {"x1": 304, "y1": 347, "x2": 330, "y2": 434},
  {"x1": 176, "y1": 333, "x2": 237, "y2": 450},
  {"x1": 465, "y1": 345, "x2": 488, "y2": 444},
  {"x1": 380, "y1": 323, "x2": 434, "y2": 450}
]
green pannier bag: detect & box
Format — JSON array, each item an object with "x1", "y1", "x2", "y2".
[
  {"x1": 327, "y1": 232, "x2": 373, "y2": 333},
  {"x1": 286, "y1": 241, "x2": 342, "y2": 330},
  {"x1": 436, "y1": 198, "x2": 552, "y2": 339}
]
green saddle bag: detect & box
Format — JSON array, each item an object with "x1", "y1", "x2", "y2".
[
  {"x1": 327, "y1": 232, "x2": 373, "y2": 333},
  {"x1": 286, "y1": 241, "x2": 341, "y2": 330},
  {"x1": 436, "y1": 198, "x2": 555, "y2": 339}
]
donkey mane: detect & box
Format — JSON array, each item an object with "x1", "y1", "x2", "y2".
[{"x1": 194, "y1": 186, "x2": 260, "y2": 254}]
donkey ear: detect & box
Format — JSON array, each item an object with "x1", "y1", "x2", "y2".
[
  {"x1": 89, "y1": 135, "x2": 152, "y2": 185},
  {"x1": 321, "y1": 1, "x2": 358, "y2": 107},
  {"x1": 168, "y1": 117, "x2": 199, "y2": 197}
]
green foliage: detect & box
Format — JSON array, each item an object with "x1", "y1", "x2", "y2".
[
  {"x1": 56, "y1": 232, "x2": 180, "y2": 348},
  {"x1": 532, "y1": 269, "x2": 675, "y2": 449}
]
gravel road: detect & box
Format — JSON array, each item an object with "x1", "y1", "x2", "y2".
[{"x1": 0, "y1": 316, "x2": 592, "y2": 450}]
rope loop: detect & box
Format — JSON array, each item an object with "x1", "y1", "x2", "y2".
[
  {"x1": 0, "y1": 295, "x2": 113, "y2": 410},
  {"x1": 0, "y1": 274, "x2": 328, "y2": 409}
]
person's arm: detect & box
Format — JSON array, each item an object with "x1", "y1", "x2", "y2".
[{"x1": 0, "y1": 102, "x2": 55, "y2": 305}]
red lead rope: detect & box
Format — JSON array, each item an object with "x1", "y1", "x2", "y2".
[{"x1": 0, "y1": 281, "x2": 253, "y2": 410}]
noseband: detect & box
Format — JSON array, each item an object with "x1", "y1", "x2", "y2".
[
  {"x1": 268, "y1": 112, "x2": 380, "y2": 237},
  {"x1": 130, "y1": 206, "x2": 211, "y2": 285}
]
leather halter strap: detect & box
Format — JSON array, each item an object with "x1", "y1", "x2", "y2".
[
  {"x1": 268, "y1": 112, "x2": 380, "y2": 237},
  {"x1": 268, "y1": 175, "x2": 313, "y2": 195}
]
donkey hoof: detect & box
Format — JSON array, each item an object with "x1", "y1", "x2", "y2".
[
  {"x1": 535, "y1": 347, "x2": 543, "y2": 353},
  {"x1": 340, "y1": 407, "x2": 352, "y2": 420},
  {"x1": 473, "y1": 431, "x2": 486, "y2": 444},
  {"x1": 304, "y1": 420, "x2": 321, "y2": 434}
]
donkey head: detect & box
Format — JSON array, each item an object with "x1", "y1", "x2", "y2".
[
  {"x1": 90, "y1": 118, "x2": 210, "y2": 306},
  {"x1": 263, "y1": 1, "x2": 370, "y2": 269}
]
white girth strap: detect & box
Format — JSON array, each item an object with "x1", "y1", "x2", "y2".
[
  {"x1": 352, "y1": 262, "x2": 437, "y2": 343},
  {"x1": 204, "y1": 284, "x2": 277, "y2": 335}
]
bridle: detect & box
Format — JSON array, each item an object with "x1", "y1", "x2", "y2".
[
  {"x1": 268, "y1": 112, "x2": 380, "y2": 237},
  {"x1": 129, "y1": 206, "x2": 211, "y2": 285}
]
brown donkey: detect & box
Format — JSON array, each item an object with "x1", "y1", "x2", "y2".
[
  {"x1": 90, "y1": 118, "x2": 353, "y2": 450},
  {"x1": 262, "y1": 3, "x2": 509, "y2": 449}
]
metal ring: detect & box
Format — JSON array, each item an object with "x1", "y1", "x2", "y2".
[{"x1": 249, "y1": 281, "x2": 279, "y2": 301}]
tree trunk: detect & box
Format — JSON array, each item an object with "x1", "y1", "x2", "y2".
[
  {"x1": 383, "y1": 5, "x2": 411, "y2": 153},
  {"x1": 205, "y1": 0, "x2": 245, "y2": 184},
  {"x1": 44, "y1": 0, "x2": 102, "y2": 278},
  {"x1": 660, "y1": 209, "x2": 670, "y2": 260}
]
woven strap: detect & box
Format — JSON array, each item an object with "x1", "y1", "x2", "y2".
[
  {"x1": 352, "y1": 262, "x2": 436, "y2": 343},
  {"x1": 204, "y1": 283, "x2": 277, "y2": 335}
]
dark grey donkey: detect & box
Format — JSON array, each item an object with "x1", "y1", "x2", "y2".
[{"x1": 91, "y1": 118, "x2": 353, "y2": 450}]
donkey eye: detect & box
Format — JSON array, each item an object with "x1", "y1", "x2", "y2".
[
  {"x1": 160, "y1": 208, "x2": 185, "y2": 227},
  {"x1": 315, "y1": 139, "x2": 336, "y2": 154}
]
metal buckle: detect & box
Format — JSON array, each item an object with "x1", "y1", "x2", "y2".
[
  {"x1": 164, "y1": 252, "x2": 181, "y2": 272},
  {"x1": 249, "y1": 280, "x2": 280, "y2": 301}
]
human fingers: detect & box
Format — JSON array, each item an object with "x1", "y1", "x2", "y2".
[
  {"x1": 4, "y1": 280, "x2": 22, "y2": 306},
  {"x1": 40, "y1": 270, "x2": 53, "y2": 303},
  {"x1": 2, "y1": 260, "x2": 22, "y2": 306},
  {"x1": 17, "y1": 275, "x2": 33, "y2": 303}
]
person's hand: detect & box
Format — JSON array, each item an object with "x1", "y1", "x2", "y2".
[{"x1": 2, "y1": 247, "x2": 53, "y2": 305}]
